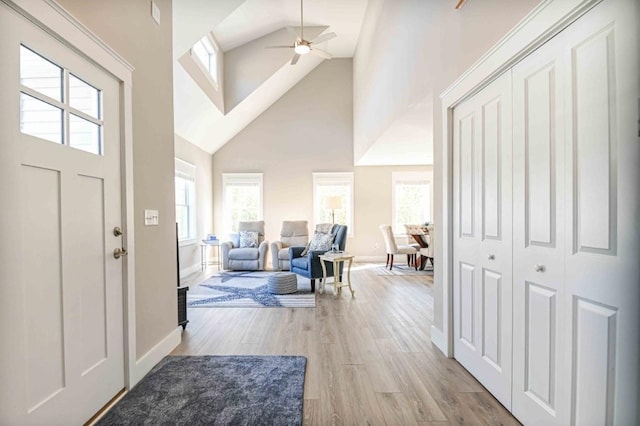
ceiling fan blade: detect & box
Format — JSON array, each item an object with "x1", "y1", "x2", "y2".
[
  {"x1": 310, "y1": 48, "x2": 332, "y2": 59},
  {"x1": 265, "y1": 45, "x2": 294, "y2": 49},
  {"x1": 290, "y1": 53, "x2": 301, "y2": 65},
  {"x1": 310, "y1": 32, "x2": 336, "y2": 45}
]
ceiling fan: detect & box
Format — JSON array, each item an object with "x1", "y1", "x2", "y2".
[{"x1": 266, "y1": 0, "x2": 337, "y2": 65}]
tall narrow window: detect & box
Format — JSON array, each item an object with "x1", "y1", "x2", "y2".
[
  {"x1": 19, "y1": 45, "x2": 103, "y2": 154},
  {"x1": 392, "y1": 171, "x2": 431, "y2": 234},
  {"x1": 222, "y1": 173, "x2": 263, "y2": 235},
  {"x1": 191, "y1": 34, "x2": 219, "y2": 88},
  {"x1": 175, "y1": 159, "x2": 196, "y2": 244},
  {"x1": 313, "y1": 172, "x2": 354, "y2": 236}
]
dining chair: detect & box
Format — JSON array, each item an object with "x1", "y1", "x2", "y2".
[{"x1": 379, "y1": 225, "x2": 417, "y2": 270}]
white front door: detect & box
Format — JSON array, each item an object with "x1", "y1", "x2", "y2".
[
  {"x1": 0, "y1": 4, "x2": 125, "y2": 424},
  {"x1": 452, "y1": 72, "x2": 513, "y2": 409}
]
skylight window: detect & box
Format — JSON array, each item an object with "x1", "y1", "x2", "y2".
[{"x1": 192, "y1": 34, "x2": 218, "y2": 87}]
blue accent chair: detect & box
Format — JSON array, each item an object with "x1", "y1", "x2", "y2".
[{"x1": 289, "y1": 225, "x2": 348, "y2": 293}]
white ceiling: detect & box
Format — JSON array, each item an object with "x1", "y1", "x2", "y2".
[
  {"x1": 173, "y1": 0, "x2": 433, "y2": 166},
  {"x1": 213, "y1": 0, "x2": 369, "y2": 57},
  {"x1": 173, "y1": 0, "x2": 370, "y2": 156}
]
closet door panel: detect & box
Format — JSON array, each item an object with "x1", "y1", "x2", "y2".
[
  {"x1": 482, "y1": 98, "x2": 502, "y2": 241},
  {"x1": 524, "y1": 66, "x2": 556, "y2": 247},
  {"x1": 563, "y1": 0, "x2": 639, "y2": 423},
  {"x1": 512, "y1": 33, "x2": 568, "y2": 425},
  {"x1": 453, "y1": 72, "x2": 513, "y2": 409}
]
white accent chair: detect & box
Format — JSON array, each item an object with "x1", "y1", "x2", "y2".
[
  {"x1": 270, "y1": 221, "x2": 309, "y2": 271},
  {"x1": 404, "y1": 224, "x2": 434, "y2": 270},
  {"x1": 379, "y1": 224, "x2": 417, "y2": 270},
  {"x1": 221, "y1": 221, "x2": 269, "y2": 271}
]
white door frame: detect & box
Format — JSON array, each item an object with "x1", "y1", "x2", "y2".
[
  {"x1": 2, "y1": 0, "x2": 141, "y2": 387},
  {"x1": 434, "y1": 0, "x2": 602, "y2": 356}
]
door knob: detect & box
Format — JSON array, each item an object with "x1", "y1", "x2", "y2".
[
  {"x1": 113, "y1": 226, "x2": 123, "y2": 237},
  {"x1": 114, "y1": 247, "x2": 128, "y2": 259},
  {"x1": 534, "y1": 264, "x2": 545, "y2": 272},
  {"x1": 488, "y1": 254, "x2": 495, "y2": 260}
]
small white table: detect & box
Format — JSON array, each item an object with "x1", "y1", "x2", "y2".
[
  {"x1": 319, "y1": 253, "x2": 355, "y2": 297},
  {"x1": 200, "y1": 239, "x2": 221, "y2": 270}
]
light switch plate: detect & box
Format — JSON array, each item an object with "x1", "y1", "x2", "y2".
[
  {"x1": 144, "y1": 209, "x2": 159, "y2": 226},
  {"x1": 151, "y1": 1, "x2": 160, "y2": 25}
]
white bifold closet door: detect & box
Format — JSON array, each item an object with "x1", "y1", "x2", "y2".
[
  {"x1": 512, "y1": 0, "x2": 639, "y2": 424},
  {"x1": 453, "y1": 72, "x2": 513, "y2": 409}
]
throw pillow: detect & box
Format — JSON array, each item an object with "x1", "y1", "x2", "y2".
[
  {"x1": 301, "y1": 231, "x2": 333, "y2": 256},
  {"x1": 239, "y1": 230, "x2": 259, "y2": 248},
  {"x1": 315, "y1": 223, "x2": 334, "y2": 234}
]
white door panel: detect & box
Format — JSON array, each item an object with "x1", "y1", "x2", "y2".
[
  {"x1": 513, "y1": 31, "x2": 568, "y2": 425},
  {"x1": 513, "y1": 0, "x2": 639, "y2": 424},
  {"x1": 562, "y1": 0, "x2": 639, "y2": 423},
  {"x1": 0, "y1": 5, "x2": 125, "y2": 424},
  {"x1": 453, "y1": 72, "x2": 513, "y2": 409}
]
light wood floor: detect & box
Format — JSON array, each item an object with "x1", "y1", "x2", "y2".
[{"x1": 173, "y1": 264, "x2": 519, "y2": 425}]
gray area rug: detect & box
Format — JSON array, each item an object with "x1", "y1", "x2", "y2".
[
  {"x1": 188, "y1": 271, "x2": 315, "y2": 308},
  {"x1": 97, "y1": 355, "x2": 306, "y2": 426}
]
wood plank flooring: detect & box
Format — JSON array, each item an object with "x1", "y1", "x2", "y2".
[{"x1": 173, "y1": 264, "x2": 519, "y2": 425}]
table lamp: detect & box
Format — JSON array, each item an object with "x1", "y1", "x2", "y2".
[{"x1": 325, "y1": 196, "x2": 343, "y2": 224}]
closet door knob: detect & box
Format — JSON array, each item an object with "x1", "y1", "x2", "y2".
[
  {"x1": 488, "y1": 254, "x2": 495, "y2": 260},
  {"x1": 534, "y1": 264, "x2": 545, "y2": 272}
]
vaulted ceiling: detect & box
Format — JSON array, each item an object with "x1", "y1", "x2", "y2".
[{"x1": 172, "y1": 0, "x2": 369, "y2": 155}]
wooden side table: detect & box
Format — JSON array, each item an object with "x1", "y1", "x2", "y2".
[{"x1": 319, "y1": 253, "x2": 355, "y2": 297}]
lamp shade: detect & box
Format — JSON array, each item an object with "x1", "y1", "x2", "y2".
[{"x1": 325, "y1": 196, "x2": 343, "y2": 210}]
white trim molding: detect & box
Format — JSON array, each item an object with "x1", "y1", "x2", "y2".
[
  {"x1": 435, "y1": 0, "x2": 602, "y2": 357},
  {"x1": 179, "y1": 263, "x2": 201, "y2": 280},
  {"x1": 130, "y1": 328, "x2": 182, "y2": 386},
  {"x1": 3, "y1": 0, "x2": 140, "y2": 387}
]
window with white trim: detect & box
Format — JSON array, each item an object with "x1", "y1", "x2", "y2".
[
  {"x1": 19, "y1": 45, "x2": 103, "y2": 155},
  {"x1": 313, "y1": 172, "x2": 354, "y2": 236},
  {"x1": 222, "y1": 173, "x2": 263, "y2": 235},
  {"x1": 392, "y1": 171, "x2": 431, "y2": 234},
  {"x1": 191, "y1": 34, "x2": 219, "y2": 88},
  {"x1": 175, "y1": 159, "x2": 196, "y2": 245}
]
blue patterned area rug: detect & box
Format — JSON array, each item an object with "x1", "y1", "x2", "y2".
[
  {"x1": 187, "y1": 271, "x2": 316, "y2": 308},
  {"x1": 96, "y1": 355, "x2": 306, "y2": 426}
]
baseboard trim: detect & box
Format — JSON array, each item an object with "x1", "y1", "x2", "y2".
[
  {"x1": 130, "y1": 327, "x2": 182, "y2": 386},
  {"x1": 180, "y1": 263, "x2": 200, "y2": 279},
  {"x1": 431, "y1": 325, "x2": 448, "y2": 357}
]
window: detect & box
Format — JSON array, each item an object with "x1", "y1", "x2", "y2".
[
  {"x1": 19, "y1": 45, "x2": 103, "y2": 155},
  {"x1": 175, "y1": 159, "x2": 196, "y2": 244},
  {"x1": 191, "y1": 34, "x2": 219, "y2": 87},
  {"x1": 392, "y1": 172, "x2": 431, "y2": 234},
  {"x1": 222, "y1": 173, "x2": 263, "y2": 235},
  {"x1": 313, "y1": 172, "x2": 354, "y2": 236}
]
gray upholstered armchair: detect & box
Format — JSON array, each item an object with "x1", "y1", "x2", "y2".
[
  {"x1": 270, "y1": 220, "x2": 309, "y2": 271},
  {"x1": 221, "y1": 221, "x2": 269, "y2": 271}
]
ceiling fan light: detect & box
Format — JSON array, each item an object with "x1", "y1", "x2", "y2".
[{"x1": 294, "y1": 43, "x2": 310, "y2": 55}]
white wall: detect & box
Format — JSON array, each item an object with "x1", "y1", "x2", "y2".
[
  {"x1": 57, "y1": 0, "x2": 179, "y2": 358},
  {"x1": 212, "y1": 58, "x2": 432, "y2": 263},
  {"x1": 352, "y1": 0, "x2": 542, "y2": 330},
  {"x1": 175, "y1": 135, "x2": 214, "y2": 276},
  {"x1": 353, "y1": 0, "x2": 434, "y2": 166},
  {"x1": 224, "y1": 26, "x2": 325, "y2": 112}
]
